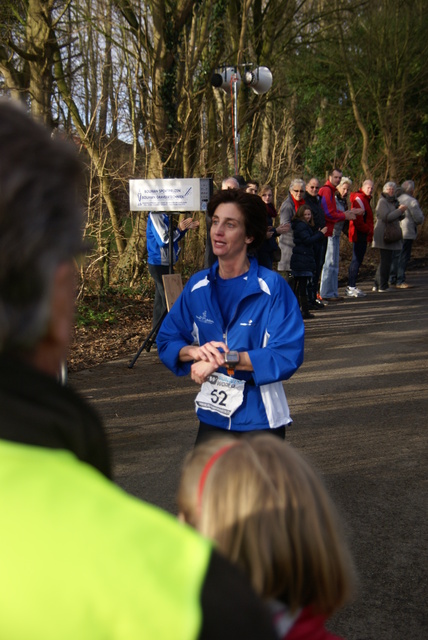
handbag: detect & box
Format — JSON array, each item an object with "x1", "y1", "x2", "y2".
[{"x1": 383, "y1": 221, "x2": 402, "y2": 244}]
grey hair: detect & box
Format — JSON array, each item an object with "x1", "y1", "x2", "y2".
[
  {"x1": 338, "y1": 176, "x2": 352, "y2": 188},
  {"x1": 0, "y1": 100, "x2": 83, "y2": 353},
  {"x1": 383, "y1": 181, "x2": 396, "y2": 192},
  {"x1": 401, "y1": 180, "x2": 414, "y2": 194},
  {"x1": 221, "y1": 176, "x2": 239, "y2": 190},
  {"x1": 289, "y1": 178, "x2": 305, "y2": 190}
]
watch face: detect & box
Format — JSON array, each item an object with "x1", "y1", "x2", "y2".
[{"x1": 225, "y1": 351, "x2": 239, "y2": 364}]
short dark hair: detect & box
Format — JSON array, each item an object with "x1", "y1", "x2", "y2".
[
  {"x1": 207, "y1": 189, "x2": 267, "y2": 250},
  {"x1": 0, "y1": 100, "x2": 83, "y2": 352}
]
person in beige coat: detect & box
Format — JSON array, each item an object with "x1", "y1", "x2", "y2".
[
  {"x1": 389, "y1": 180, "x2": 425, "y2": 288},
  {"x1": 372, "y1": 182, "x2": 407, "y2": 292},
  {"x1": 278, "y1": 179, "x2": 305, "y2": 276}
]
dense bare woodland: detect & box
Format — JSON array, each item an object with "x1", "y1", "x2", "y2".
[{"x1": 1, "y1": 0, "x2": 427, "y2": 291}]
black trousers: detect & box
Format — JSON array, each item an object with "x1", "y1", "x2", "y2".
[
  {"x1": 348, "y1": 241, "x2": 367, "y2": 287},
  {"x1": 308, "y1": 238, "x2": 327, "y2": 303},
  {"x1": 374, "y1": 249, "x2": 394, "y2": 290},
  {"x1": 389, "y1": 240, "x2": 413, "y2": 285},
  {"x1": 293, "y1": 276, "x2": 310, "y2": 314},
  {"x1": 148, "y1": 263, "x2": 170, "y2": 329}
]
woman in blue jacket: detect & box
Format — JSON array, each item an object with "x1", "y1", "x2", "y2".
[
  {"x1": 157, "y1": 189, "x2": 305, "y2": 445},
  {"x1": 291, "y1": 205, "x2": 327, "y2": 319}
]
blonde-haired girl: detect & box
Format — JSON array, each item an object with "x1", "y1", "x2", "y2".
[{"x1": 178, "y1": 435, "x2": 355, "y2": 640}]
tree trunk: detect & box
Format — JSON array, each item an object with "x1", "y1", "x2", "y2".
[
  {"x1": 53, "y1": 37, "x2": 125, "y2": 256},
  {"x1": 114, "y1": 212, "x2": 147, "y2": 286},
  {"x1": 26, "y1": 0, "x2": 56, "y2": 124}
]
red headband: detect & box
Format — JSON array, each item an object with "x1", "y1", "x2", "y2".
[{"x1": 197, "y1": 443, "x2": 238, "y2": 512}]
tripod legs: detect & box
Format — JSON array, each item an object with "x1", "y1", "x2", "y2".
[
  {"x1": 129, "y1": 221, "x2": 178, "y2": 369},
  {"x1": 128, "y1": 310, "x2": 167, "y2": 368}
]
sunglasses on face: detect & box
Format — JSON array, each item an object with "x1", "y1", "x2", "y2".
[{"x1": 292, "y1": 190, "x2": 305, "y2": 194}]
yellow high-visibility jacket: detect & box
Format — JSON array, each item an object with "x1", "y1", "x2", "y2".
[{"x1": 0, "y1": 355, "x2": 276, "y2": 640}]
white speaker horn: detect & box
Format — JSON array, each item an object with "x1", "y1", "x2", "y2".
[{"x1": 243, "y1": 66, "x2": 273, "y2": 95}]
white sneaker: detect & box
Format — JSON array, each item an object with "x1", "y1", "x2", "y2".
[
  {"x1": 346, "y1": 286, "x2": 362, "y2": 298},
  {"x1": 354, "y1": 287, "x2": 367, "y2": 297}
]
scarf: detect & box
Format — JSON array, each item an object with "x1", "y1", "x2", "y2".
[
  {"x1": 290, "y1": 193, "x2": 305, "y2": 212},
  {"x1": 381, "y1": 192, "x2": 399, "y2": 208}
]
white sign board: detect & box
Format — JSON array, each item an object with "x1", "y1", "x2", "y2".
[{"x1": 129, "y1": 178, "x2": 212, "y2": 212}]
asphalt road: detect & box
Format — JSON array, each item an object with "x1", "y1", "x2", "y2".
[{"x1": 70, "y1": 269, "x2": 428, "y2": 640}]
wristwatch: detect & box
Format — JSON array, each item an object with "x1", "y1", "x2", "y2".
[{"x1": 224, "y1": 351, "x2": 240, "y2": 376}]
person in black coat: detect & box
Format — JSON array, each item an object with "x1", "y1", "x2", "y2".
[{"x1": 291, "y1": 205, "x2": 327, "y2": 319}]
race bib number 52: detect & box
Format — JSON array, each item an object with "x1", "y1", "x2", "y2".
[{"x1": 195, "y1": 372, "x2": 245, "y2": 418}]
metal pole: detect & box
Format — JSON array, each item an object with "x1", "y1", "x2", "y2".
[
  {"x1": 232, "y1": 70, "x2": 239, "y2": 174},
  {"x1": 169, "y1": 215, "x2": 174, "y2": 274}
]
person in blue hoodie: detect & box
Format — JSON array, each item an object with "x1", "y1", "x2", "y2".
[
  {"x1": 157, "y1": 189, "x2": 305, "y2": 445},
  {"x1": 147, "y1": 212, "x2": 199, "y2": 329},
  {"x1": 291, "y1": 205, "x2": 327, "y2": 319}
]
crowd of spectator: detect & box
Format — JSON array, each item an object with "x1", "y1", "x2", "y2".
[{"x1": 224, "y1": 170, "x2": 424, "y2": 317}]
